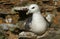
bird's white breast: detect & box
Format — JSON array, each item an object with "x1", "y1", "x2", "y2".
[{"x1": 30, "y1": 12, "x2": 47, "y2": 34}]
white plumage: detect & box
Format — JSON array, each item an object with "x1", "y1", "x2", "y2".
[{"x1": 25, "y1": 4, "x2": 48, "y2": 34}]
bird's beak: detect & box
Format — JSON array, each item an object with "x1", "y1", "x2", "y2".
[{"x1": 26, "y1": 10, "x2": 30, "y2": 15}]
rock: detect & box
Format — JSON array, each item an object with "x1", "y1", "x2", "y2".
[{"x1": 19, "y1": 31, "x2": 37, "y2": 39}]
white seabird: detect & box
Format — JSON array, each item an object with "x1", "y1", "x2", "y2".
[{"x1": 25, "y1": 4, "x2": 49, "y2": 35}]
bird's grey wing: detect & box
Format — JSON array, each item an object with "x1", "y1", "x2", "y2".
[{"x1": 25, "y1": 17, "x2": 32, "y2": 31}]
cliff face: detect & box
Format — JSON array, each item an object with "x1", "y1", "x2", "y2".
[{"x1": 0, "y1": 0, "x2": 60, "y2": 39}]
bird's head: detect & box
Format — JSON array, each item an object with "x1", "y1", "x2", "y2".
[{"x1": 26, "y1": 4, "x2": 40, "y2": 14}]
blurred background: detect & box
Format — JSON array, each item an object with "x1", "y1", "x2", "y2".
[{"x1": 0, "y1": 0, "x2": 60, "y2": 39}]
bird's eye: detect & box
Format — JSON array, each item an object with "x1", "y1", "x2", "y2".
[{"x1": 32, "y1": 7, "x2": 35, "y2": 9}]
